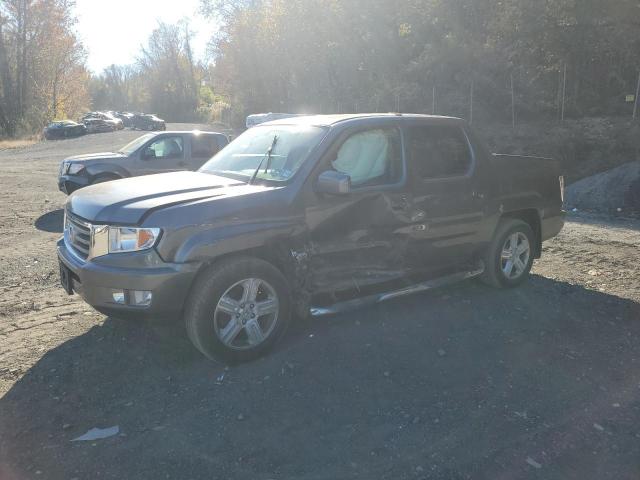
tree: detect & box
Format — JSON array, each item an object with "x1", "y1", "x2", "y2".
[
  {"x1": 0, "y1": 0, "x2": 90, "y2": 136},
  {"x1": 137, "y1": 20, "x2": 203, "y2": 121},
  {"x1": 199, "y1": 0, "x2": 640, "y2": 125}
]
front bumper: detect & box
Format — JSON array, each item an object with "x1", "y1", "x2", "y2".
[
  {"x1": 57, "y1": 238, "x2": 200, "y2": 319},
  {"x1": 58, "y1": 174, "x2": 89, "y2": 195}
]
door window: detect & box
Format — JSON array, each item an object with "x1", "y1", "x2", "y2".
[
  {"x1": 192, "y1": 135, "x2": 222, "y2": 159},
  {"x1": 331, "y1": 128, "x2": 402, "y2": 187},
  {"x1": 147, "y1": 136, "x2": 184, "y2": 159},
  {"x1": 406, "y1": 126, "x2": 472, "y2": 179}
]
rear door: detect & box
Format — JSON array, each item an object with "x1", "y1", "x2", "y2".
[
  {"x1": 133, "y1": 134, "x2": 189, "y2": 175},
  {"x1": 189, "y1": 134, "x2": 225, "y2": 170},
  {"x1": 404, "y1": 123, "x2": 487, "y2": 273}
]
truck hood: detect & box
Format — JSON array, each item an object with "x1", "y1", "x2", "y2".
[
  {"x1": 67, "y1": 171, "x2": 272, "y2": 224},
  {"x1": 65, "y1": 152, "x2": 127, "y2": 163}
]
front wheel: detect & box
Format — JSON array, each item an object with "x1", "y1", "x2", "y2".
[
  {"x1": 480, "y1": 219, "x2": 535, "y2": 288},
  {"x1": 185, "y1": 257, "x2": 292, "y2": 364}
]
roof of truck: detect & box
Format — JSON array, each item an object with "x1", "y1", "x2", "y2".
[{"x1": 264, "y1": 113, "x2": 464, "y2": 127}]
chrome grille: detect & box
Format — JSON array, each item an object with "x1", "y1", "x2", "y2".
[{"x1": 65, "y1": 209, "x2": 92, "y2": 260}]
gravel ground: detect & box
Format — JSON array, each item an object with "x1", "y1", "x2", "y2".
[
  {"x1": 1, "y1": 128, "x2": 639, "y2": 479},
  {"x1": 564, "y1": 161, "x2": 640, "y2": 215}
]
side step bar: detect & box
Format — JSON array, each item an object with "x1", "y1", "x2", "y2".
[{"x1": 310, "y1": 262, "x2": 485, "y2": 317}]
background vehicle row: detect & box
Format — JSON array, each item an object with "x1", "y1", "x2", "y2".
[{"x1": 43, "y1": 111, "x2": 166, "y2": 140}]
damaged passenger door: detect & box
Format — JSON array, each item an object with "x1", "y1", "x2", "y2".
[
  {"x1": 305, "y1": 124, "x2": 415, "y2": 295},
  {"x1": 403, "y1": 123, "x2": 487, "y2": 273}
]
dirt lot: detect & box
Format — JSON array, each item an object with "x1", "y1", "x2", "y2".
[{"x1": 1, "y1": 127, "x2": 639, "y2": 479}]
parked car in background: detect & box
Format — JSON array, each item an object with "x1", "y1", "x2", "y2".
[
  {"x1": 57, "y1": 114, "x2": 565, "y2": 363},
  {"x1": 79, "y1": 112, "x2": 95, "y2": 121},
  {"x1": 83, "y1": 118, "x2": 116, "y2": 134},
  {"x1": 43, "y1": 120, "x2": 87, "y2": 140},
  {"x1": 81, "y1": 112, "x2": 124, "y2": 130},
  {"x1": 246, "y1": 112, "x2": 305, "y2": 129},
  {"x1": 131, "y1": 114, "x2": 166, "y2": 131},
  {"x1": 58, "y1": 130, "x2": 229, "y2": 194},
  {"x1": 113, "y1": 111, "x2": 135, "y2": 127}
]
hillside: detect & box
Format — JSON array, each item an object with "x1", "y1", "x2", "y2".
[{"x1": 476, "y1": 117, "x2": 640, "y2": 184}]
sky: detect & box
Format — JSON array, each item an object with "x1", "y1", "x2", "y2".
[{"x1": 74, "y1": 0, "x2": 217, "y2": 74}]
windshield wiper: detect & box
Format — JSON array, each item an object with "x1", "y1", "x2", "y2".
[{"x1": 248, "y1": 134, "x2": 278, "y2": 185}]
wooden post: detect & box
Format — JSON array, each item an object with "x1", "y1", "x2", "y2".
[
  {"x1": 633, "y1": 71, "x2": 640, "y2": 120},
  {"x1": 556, "y1": 68, "x2": 561, "y2": 121},
  {"x1": 561, "y1": 62, "x2": 567, "y2": 122},
  {"x1": 469, "y1": 79, "x2": 474, "y2": 125},
  {"x1": 510, "y1": 73, "x2": 516, "y2": 129},
  {"x1": 432, "y1": 86, "x2": 436, "y2": 114}
]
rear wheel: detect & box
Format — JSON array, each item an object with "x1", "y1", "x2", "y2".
[
  {"x1": 185, "y1": 257, "x2": 291, "y2": 364},
  {"x1": 480, "y1": 219, "x2": 535, "y2": 288}
]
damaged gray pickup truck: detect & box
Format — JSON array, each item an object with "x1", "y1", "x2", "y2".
[{"x1": 58, "y1": 114, "x2": 565, "y2": 363}]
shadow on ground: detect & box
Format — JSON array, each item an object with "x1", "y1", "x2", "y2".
[
  {"x1": 35, "y1": 209, "x2": 64, "y2": 233},
  {"x1": 1, "y1": 276, "x2": 639, "y2": 480}
]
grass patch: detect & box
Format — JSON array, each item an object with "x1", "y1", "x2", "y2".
[{"x1": 0, "y1": 137, "x2": 39, "y2": 151}]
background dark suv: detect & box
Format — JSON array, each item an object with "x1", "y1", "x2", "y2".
[{"x1": 58, "y1": 130, "x2": 229, "y2": 194}]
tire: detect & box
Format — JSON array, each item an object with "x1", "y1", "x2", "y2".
[
  {"x1": 91, "y1": 174, "x2": 120, "y2": 185},
  {"x1": 184, "y1": 256, "x2": 292, "y2": 364},
  {"x1": 479, "y1": 218, "x2": 535, "y2": 288}
]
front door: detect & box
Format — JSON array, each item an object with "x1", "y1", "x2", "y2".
[
  {"x1": 404, "y1": 124, "x2": 487, "y2": 274},
  {"x1": 135, "y1": 135, "x2": 188, "y2": 175},
  {"x1": 305, "y1": 125, "x2": 416, "y2": 295}
]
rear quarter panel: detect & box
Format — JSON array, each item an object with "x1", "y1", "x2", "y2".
[{"x1": 489, "y1": 154, "x2": 564, "y2": 239}]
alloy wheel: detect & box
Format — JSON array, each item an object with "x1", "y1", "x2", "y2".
[
  {"x1": 500, "y1": 232, "x2": 531, "y2": 280},
  {"x1": 213, "y1": 278, "x2": 279, "y2": 349}
]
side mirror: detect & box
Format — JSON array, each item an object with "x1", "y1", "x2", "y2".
[
  {"x1": 315, "y1": 170, "x2": 351, "y2": 195},
  {"x1": 142, "y1": 147, "x2": 155, "y2": 160}
]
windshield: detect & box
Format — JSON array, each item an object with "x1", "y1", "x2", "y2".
[
  {"x1": 199, "y1": 125, "x2": 327, "y2": 183},
  {"x1": 118, "y1": 134, "x2": 155, "y2": 155}
]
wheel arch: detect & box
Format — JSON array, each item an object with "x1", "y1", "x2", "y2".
[
  {"x1": 500, "y1": 208, "x2": 542, "y2": 258},
  {"x1": 85, "y1": 164, "x2": 131, "y2": 181},
  {"x1": 185, "y1": 236, "x2": 312, "y2": 317},
  {"x1": 192, "y1": 242, "x2": 303, "y2": 287}
]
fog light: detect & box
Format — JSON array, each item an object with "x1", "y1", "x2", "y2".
[
  {"x1": 131, "y1": 290, "x2": 152, "y2": 306},
  {"x1": 112, "y1": 290, "x2": 125, "y2": 304}
]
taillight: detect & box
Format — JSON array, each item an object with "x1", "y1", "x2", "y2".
[{"x1": 559, "y1": 175, "x2": 565, "y2": 205}]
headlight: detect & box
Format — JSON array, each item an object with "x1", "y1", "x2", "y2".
[
  {"x1": 108, "y1": 227, "x2": 161, "y2": 253},
  {"x1": 66, "y1": 163, "x2": 85, "y2": 175}
]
